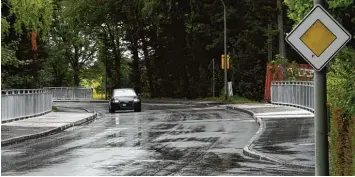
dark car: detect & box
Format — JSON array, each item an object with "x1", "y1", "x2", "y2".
[{"x1": 109, "y1": 88, "x2": 141, "y2": 113}]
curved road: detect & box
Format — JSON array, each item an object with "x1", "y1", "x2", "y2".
[{"x1": 2, "y1": 102, "x2": 313, "y2": 175}]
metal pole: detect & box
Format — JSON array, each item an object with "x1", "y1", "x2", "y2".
[
  {"x1": 220, "y1": 0, "x2": 228, "y2": 100},
  {"x1": 314, "y1": 1, "x2": 328, "y2": 175},
  {"x1": 314, "y1": 68, "x2": 329, "y2": 176}
]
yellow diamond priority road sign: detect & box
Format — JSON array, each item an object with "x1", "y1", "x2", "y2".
[{"x1": 286, "y1": 5, "x2": 351, "y2": 71}]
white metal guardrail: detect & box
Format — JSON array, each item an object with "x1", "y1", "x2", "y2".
[
  {"x1": 1, "y1": 89, "x2": 52, "y2": 121},
  {"x1": 44, "y1": 87, "x2": 93, "y2": 101},
  {"x1": 271, "y1": 81, "x2": 314, "y2": 112}
]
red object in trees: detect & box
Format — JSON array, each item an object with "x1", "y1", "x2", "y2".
[
  {"x1": 31, "y1": 32, "x2": 37, "y2": 51},
  {"x1": 264, "y1": 63, "x2": 314, "y2": 102}
]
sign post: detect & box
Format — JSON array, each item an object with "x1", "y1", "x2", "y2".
[
  {"x1": 285, "y1": 1, "x2": 351, "y2": 175},
  {"x1": 313, "y1": 1, "x2": 328, "y2": 175},
  {"x1": 228, "y1": 82, "x2": 233, "y2": 97}
]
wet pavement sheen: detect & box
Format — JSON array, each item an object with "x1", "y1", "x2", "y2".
[{"x1": 1, "y1": 102, "x2": 314, "y2": 175}]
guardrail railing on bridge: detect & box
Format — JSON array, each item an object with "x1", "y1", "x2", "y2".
[
  {"x1": 44, "y1": 87, "x2": 93, "y2": 101},
  {"x1": 1, "y1": 89, "x2": 52, "y2": 121},
  {"x1": 271, "y1": 81, "x2": 314, "y2": 112}
]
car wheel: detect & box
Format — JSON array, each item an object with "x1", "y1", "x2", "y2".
[
  {"x1": 134, "y1": 105, "x2": 141, "y2": 112},
  {"x1": 109, "y1": 107, "x2": 114, "y2": 113}
]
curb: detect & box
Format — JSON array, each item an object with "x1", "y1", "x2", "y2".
[
  {"x1": 224, "y1": 105, "x2": 282, "y2": 163},
  {"x1": 1, "y1": 112, "x2": 98, "y2": 146},
  {"x1": 53, "y1": 100, "x2": 108, "y2": 103},
  {"x1": 1, "y1": 111, "x2": 52, "y2": 124},
  {"x1": 54, "y1": 106, "x2": 95, "y2": 113},
  {"x1": 224, "y1": 105, "x2": 315, "y2": 168}
]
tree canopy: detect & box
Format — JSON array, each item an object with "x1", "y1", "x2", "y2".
[{"x1": 1, "y1": 0, "x2": 354, "y2": 101}]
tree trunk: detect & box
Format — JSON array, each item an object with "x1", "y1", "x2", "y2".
[
  {"x1": 141, "y1": 36, "x2": 154, "y2": 97},
  {"x1": 268, "y1": 23, "x2": 273, "y2": 62},
  {"x1": 277, "y1": 0, "x2": 285, "y2": 59},
  {"x1": 277, "y1": 0, "x2": 286, "y2": 80},
  {"x1": 130, "y1": 34, "x2": 141, "y2": 93},
  {"x1": 73, "y1": 64, "x2": 80, "y2": 87},
  {"x1": 73, "y1": 45, "x2": 80, "y2": 87},
  {"x1": 108, "y1": 25, "x2": 121, "y2": 88}
]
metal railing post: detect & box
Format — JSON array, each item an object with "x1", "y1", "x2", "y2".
[{"x1": 271, "y1": 81, "x2": 314, "y2": 112}]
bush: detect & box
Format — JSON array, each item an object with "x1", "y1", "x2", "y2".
[
  {"x1": 328, "y1": 47, "x2": 355, "y2": 175},
  {"x1": 329, "y1": 106, "x2": 354, "y2": 175}
]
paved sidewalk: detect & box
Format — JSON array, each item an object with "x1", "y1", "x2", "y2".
[
  {"x1": 222, "y1": 104, "x2": 315, "y2": 168},
  {"x1": 1, "y1": 112, "x2": 97, "y2": 146}
]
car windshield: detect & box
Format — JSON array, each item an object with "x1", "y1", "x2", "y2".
[{"x1": 113, "y1": 89, "x2": 136, "y2": 97}]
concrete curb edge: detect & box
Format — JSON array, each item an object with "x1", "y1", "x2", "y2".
[
  {"x1": 224, "y1": 105, "x2": 283, "y2": 164},
  {"x1": 1, "y1": 111, "x2": 52, "y2": 124},
  {"x1": 1, "y1": 112, "x2": 98, "y2": 146},
  {"x1": 53, "y1": 100, "x2": 108, "y2": 103},
  {"x1": 224, "y1": 105, "x2": 315, "y2": 168}
]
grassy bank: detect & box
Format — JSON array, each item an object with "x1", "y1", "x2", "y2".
[{"x1": 93, "y1": 92, "x2": 106, "y2": 100}]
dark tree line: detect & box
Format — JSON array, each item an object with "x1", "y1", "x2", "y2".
[{"x1": 2, "y1": 0, "x2": 308, "y2": 100}]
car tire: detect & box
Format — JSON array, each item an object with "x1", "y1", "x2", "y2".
[
  {"x1": 109, "y1": 107, "x2": 114, "y2": 113},
  {"x1": 134, "y1": 105, "x2": 141, "y2": 112}
]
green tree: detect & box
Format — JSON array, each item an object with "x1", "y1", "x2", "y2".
[{"x1": 1, "y1": 0, "x2": 53, "y2": 88}]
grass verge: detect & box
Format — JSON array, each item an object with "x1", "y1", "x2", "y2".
[{"x1": 93, "y1": 92, "x2": 106, "y2": 100}]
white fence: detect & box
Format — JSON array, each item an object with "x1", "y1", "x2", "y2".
[
  {"x1": 271, "y1": 81, "x2": 314, "y2": 112},
  {"x1": 1, "y1": 89, "x2": 52, "y2": 121},
  {"x1": 44, "y1": 87, "x2": 93, "y2": 101}
]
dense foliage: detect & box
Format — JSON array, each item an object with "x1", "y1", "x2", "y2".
[
  {"x1": 1, "y1": 0, "x2": 53, "y2": 88},
  {"x1": 2, "y1": 0, "x2": 291, "y2": 100},
  {"x1": 1, "y1": 0, "x2": 354, "y2": 101}
]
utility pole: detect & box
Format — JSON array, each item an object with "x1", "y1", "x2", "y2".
[
  {"x1": 313, "y1": 1, "x2": 329, "y2": 176},
  {"x1": 220, "y1": 0, "x2": 228, "y2": 100}
]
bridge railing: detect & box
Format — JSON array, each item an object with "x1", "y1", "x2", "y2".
[
  {"x1": 1, "y1": 89, "x2": 52, "y2": 121},
  {"x1": 271, "y1": 81, "x2": 314, "y2": 112},
  {"x1": 43, "y1": 87, "x2": 93, "y2": 101}
]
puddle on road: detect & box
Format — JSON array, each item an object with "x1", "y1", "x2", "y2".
[
  {"x1": 1, "y1": 150, "x2": 23, "y2": 155},
  {"x1": 161, "y1": 141, "x2": 211, "y2": 148},
  {"x1": 115, "y1": 116, "x2": 120, "y2": 125}
]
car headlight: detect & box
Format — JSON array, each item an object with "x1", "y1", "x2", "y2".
[
  {"x1": 113, "y1": 100, "x2": 120, "y2": 103},
  {"x1": 133, "y1": 98, "x2": 139, "y2": 102}
]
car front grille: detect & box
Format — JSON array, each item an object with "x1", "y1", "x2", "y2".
[{"x1": 120, "y1": 101, "x2": 133, "y2": 108}]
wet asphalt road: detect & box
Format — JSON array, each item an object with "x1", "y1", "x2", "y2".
[{"x1": 2, "y1": 102, "x2": 314, "y2": 175}]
